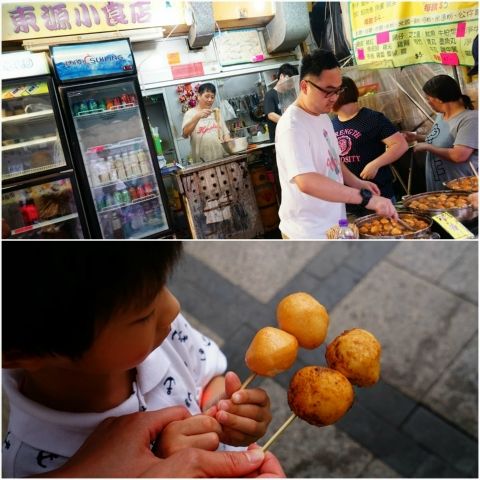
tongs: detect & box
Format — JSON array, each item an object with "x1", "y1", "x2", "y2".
[{"x1": 396, "y1": 217, "x2": 416, "y2": 231}]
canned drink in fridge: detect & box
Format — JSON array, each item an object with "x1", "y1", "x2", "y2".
[
  {"x1": 72, "y1": 102, "x2": 80, "y2": 116},
  {"x1": 144, "y1": 182, "x2": 153, "y2": 196},
  {"x1": 121, "y1": 93, "x2": 130, "y2": 106},
  {"x1": 136, "y1": 183, "x2": 146, "y2": 198},
  {"x1": 79, "y1": 100, "x2": 89, "y2": 114},
  {"x1": 106, "y1": 98, "x2": 114, "y2": 110},
  {"x1": 113, "y1": 97, "x2": 122, "y2": 108},
  {"x1": 88, "y1": 98, "x2": 98, "y2": 111},
  {"x1": 121, "y1": 189, "x2": 131, "y2": 204},
  {"x1": 114, "y1": 189, "x2": 124, "y2": 205}
]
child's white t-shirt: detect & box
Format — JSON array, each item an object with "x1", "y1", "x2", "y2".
[
  {"x1": 2, "y1": 314, "x2": 228, "y2": 477},
  {"x1": 275, "y1": 104, "x2": 346, "y2": 239}
]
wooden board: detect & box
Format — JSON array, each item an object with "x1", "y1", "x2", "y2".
[{"x1": 178, "y1": 158, "x2": 263, "y2": 239}]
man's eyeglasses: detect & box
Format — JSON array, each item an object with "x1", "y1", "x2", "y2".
[{"x1": 306, "y1": 80, "x2": 345, "y2": 98}]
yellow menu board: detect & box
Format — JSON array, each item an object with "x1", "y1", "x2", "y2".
[
  {"x1": 432, "y1": 212, "x2": 475, "y2": 239},
  {"x1": 349, "y1": 1, "x2": 478, "y2": 68}
]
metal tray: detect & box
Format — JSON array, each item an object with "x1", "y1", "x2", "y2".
[
  {"x1": 403, "y1": 191, "x2": 478, "y2": 222},
  {"x1": 443, "y1": 176, "x2": 478, "y2": 193},
  {"x1": 355, "y1": 212, "x2": 433, "y2": 239}
]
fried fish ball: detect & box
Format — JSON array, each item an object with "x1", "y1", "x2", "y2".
[
  {"x1": 359, "y1": 225, "x2": 369, "y2": 234},
  {"x1": 245, "y1": 327, "x2": 298, "y2": 377},
  {"x1": 325, "y1": 328, "x2": 381, "y2": 387},
  {"x1": 287, "y1": 366, "x2": 354, "y2": 426},
  {"x1": 277, "y1": 292, "x2": 329, "y2": 349}
]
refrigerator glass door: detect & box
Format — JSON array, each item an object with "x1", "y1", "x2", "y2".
[
  {"x1": 2, "y1": 177, "x2": 84, "y2": 239},
  {"x1": 66, "y1": 80, "x2": 169, "y2": 238},
  {"x1": 2, "y1": 80, "x2": 66, "y2": 181}
]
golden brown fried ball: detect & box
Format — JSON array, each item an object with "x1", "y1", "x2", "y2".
[
  {"x1": 288, "y1": 366, "x2": 354, "y2": 426},
  {"x1": 245, "y1": 326, "x2": 298, "y2": 377},
  {"x1": 276, "y1": 292, "x2": 329, "y2": 349},
  {"x1": 325, "y1": 328, "x2": 381, "y2": 387}
]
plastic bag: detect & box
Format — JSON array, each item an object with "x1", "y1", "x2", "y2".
[{"x1": 220, "y1": 99, "x2": 237, "y2": 121}]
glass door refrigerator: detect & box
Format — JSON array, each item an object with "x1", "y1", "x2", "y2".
[
  {"x1": 50, "y1": 39, "x2": 173, "y2": 239},
  {"x1": 2, "y1": 51, "x2": 88, "y2": 239}
]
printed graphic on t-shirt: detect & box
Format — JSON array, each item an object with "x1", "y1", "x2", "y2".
[
  {"x1": 336, "y1": 129, "x2": 362, "y2": 163},
  {"x1": 431, "y1": 157, "x2": 447, "y2": 181},
  {"x1": 426, "y1": 124, "x2": 440, "y2": 143},
  {"x1": 197, "y1": 123, "x2": 219, "y2": 135},
  {"x1": 323, "y1": 129, "x2": 341, "y2": 178}
]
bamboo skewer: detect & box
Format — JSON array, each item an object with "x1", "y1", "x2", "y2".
[
  {"x1": 214, "y1": 108, "x2": 222, "y2": 140},
  {"x1": 469, "y1": 161, "x2": 478, "y2": 177},
  {"x1": 262, "y1": 413, "x2": 298, "y2": 452},
  {"x1": 240, "y1": 372, "x2": 257, "y2": 389}
]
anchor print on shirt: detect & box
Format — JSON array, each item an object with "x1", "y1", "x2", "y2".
[
  {"x1": 163, "y1": 376, "x2": 176, "y2": 394},
  {"x1": 171, "y1": 329, "x2": 188, "y2": 343},
  {"x1": 185, "y1": 392, "x2": 193, "y2": 408},
  {"x1": 201, "y1": 335, "x2": 212, "y2": 347},
  {"x1": 198, "y1": 348, "x2": 207, "y2": 361},
  {"x1": 37, "y1": 451, "x2": 59, "y2": 468}
]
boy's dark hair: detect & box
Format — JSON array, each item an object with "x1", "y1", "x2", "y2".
[
  {"x1": 277, "y1": 63, "x2": 299, "y2": 79},
  {"x1": 333, "y1": 76, "x2": 359, "y2": 109},
  {"x1": 198, "y1": 83, "x2": 216, "y2": 95},
  {"x1": 3, "y1": 242, "x2": 182, "y2": 360},
  {"x1": 423, "y1": 74, "x2": 474, "y2": 110},
  {"x1": 300, "y1": 49, "x2": 340, "y2": 81}
]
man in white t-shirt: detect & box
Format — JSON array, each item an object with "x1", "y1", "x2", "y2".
[{"x1": 275, "y1": 49, "x2": 398, "y2": 239}]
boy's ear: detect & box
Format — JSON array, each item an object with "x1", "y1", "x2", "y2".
[{"x1": 2, "y1": 352, "x2": 53, "y2": 371}]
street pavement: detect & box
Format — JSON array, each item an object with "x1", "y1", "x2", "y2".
[{"x1": 169, "y1": 241, "x2": 478, "y2": 478}]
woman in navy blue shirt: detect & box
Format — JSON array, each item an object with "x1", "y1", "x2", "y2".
[{"x1": 331, "y1": 77, "x2": 408, "y2": 206}]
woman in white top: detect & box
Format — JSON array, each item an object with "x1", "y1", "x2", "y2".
[{"x1": 182, "y1": 83, "x2": 230, "y2": 162}]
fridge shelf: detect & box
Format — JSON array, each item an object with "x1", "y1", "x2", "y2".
[
  {"x1": 2, "y1": 135, "x2": 58, "y2": 151},
  {"x1": 92, "y1": 172, "x2": 154, "y2": 189},
  {"x1": 74, "y1": 104, "x2": 138, "y2": 119},
  {"x1": 2, "y1": 109, "x2": 54, "y2": 124},
  {"x1": 11, "y1": 212, "x2": 79, "y2": 237},
  {"x1": 86, "y1": 137, "x2": 144, "y2": 154},
  {"x1": 2, "y1": 161, "x2": 66, "y2": 181},
  {"x1": 98, "y1": 194, "x2": 160, "y2": 214}
]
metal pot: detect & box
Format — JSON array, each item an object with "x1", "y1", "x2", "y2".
[
  {"x1": 403, "y1": 190, "x2": 478, "y2": 222},
  {"x1": 443, "y1": 176, "x2": 478, "y2": 193},
  {"x1": 221, "y1": 137, "x2": 249, "y2": 155},
  {"x1": 355, "y1": 212, "x2": 433, "y2": 239}
]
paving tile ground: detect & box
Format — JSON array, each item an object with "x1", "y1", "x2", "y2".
[{"x1": 171, "y1": 241, "x2": 478, "y2": 478}]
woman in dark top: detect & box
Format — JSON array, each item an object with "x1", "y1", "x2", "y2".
[{"x1": 331, "y1": 76, "x2": 408, "y2": 203}]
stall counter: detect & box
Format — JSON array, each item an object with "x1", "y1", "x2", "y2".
[{"x1": 176, "y1": 152, "x2": 264, "y2": 239}]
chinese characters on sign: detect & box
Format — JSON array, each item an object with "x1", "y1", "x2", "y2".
[
  {"x1": 349, "y1": 1, "x2": 478, "y2": 68},
  {"x1": 2, "y1": 1, "x2": 185, "y2": 40}
]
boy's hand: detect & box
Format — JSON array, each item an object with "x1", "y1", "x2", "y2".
[
  {"x1": 155, "y1": 413, "x2": 222, "y2": 457},
  {"x1": 215, "y1": 371, "x2": 272, "y2": 446}
]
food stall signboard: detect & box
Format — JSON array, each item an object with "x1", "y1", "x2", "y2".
[
  {"x1": 349, "y1": 1, "x2": 478, "y2": 68},
  {"x1": 432, "y1": 212, "x2": 475, "y2": 239},
  {"x1": 2, "y1": 1, "x2": 186, "y2": 41}
]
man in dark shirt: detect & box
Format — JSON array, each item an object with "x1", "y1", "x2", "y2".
[{"x1": 264, "y1": 63, "x2": 299, "y2": 142}]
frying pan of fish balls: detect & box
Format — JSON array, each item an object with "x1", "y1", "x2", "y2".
[
  {"x1": 444, "y1": 176, "x2": 478, "y2": 193},
  {"x1": 356, "y1": 213, "x2": 432, "y2": 239},
  {"x1": 403, "y1": 191, "x2": 477, "y2": 222}
]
